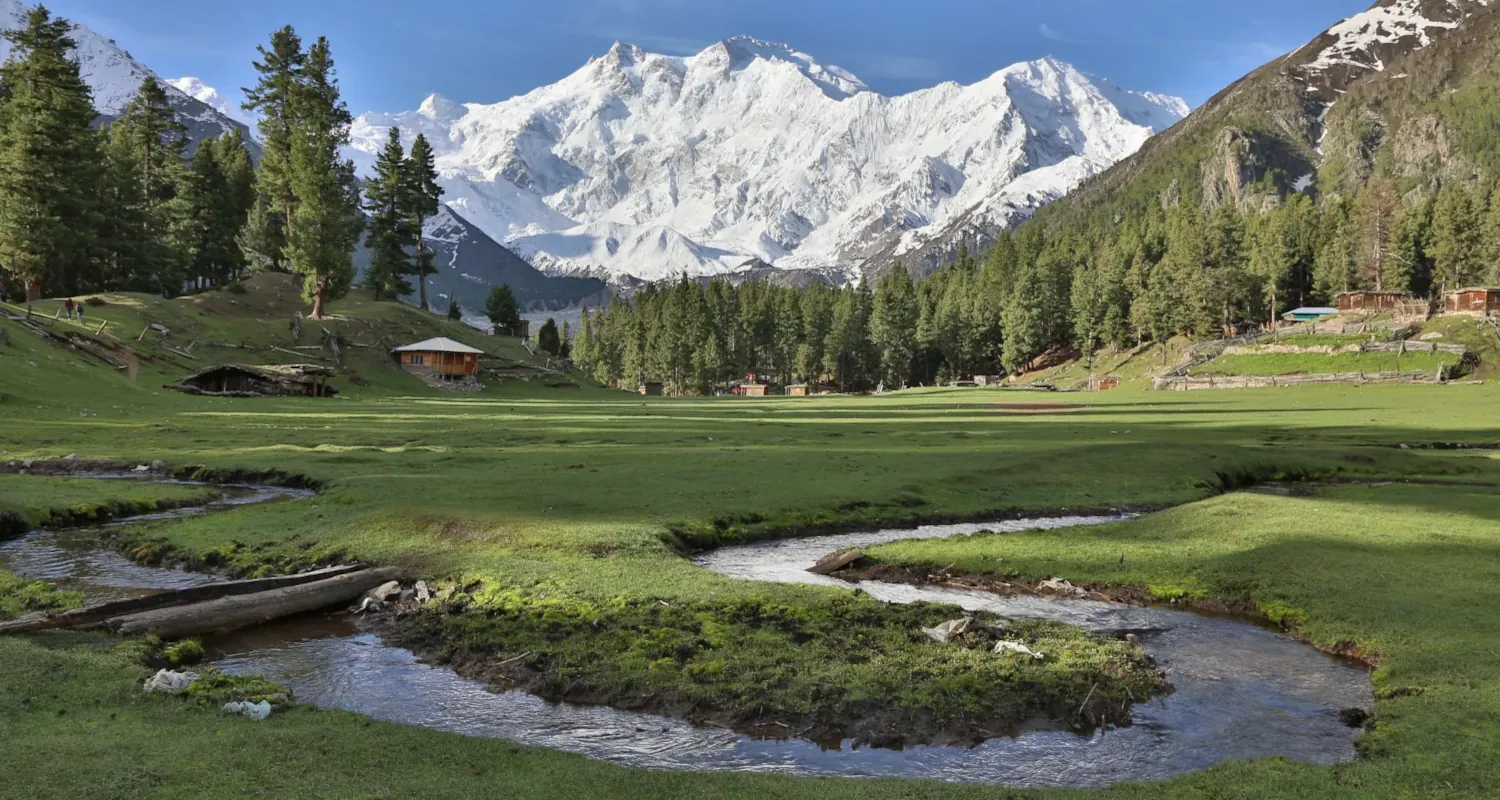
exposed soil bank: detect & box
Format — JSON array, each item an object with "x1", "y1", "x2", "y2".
[{"x1": 834, "y1": 562, "x2": 1380, "y2": 670}]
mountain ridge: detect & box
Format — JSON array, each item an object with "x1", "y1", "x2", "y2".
[{"x1": 348, "y1": 38, "x2": 1187, "y2": 284}]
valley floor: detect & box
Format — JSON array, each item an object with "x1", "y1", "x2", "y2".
[{"x1": 2, "y1": 346, "x2": 1499, "y2": 796}]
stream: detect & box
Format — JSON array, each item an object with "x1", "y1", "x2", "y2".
[{"x1": 0, "y1": 481, "x2": 1373, "y2": 788}]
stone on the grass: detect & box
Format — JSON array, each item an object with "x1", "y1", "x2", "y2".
[
  {"x1": 922, "y1": 617, "x2": 974, "y2": 644},
  {"x1": 994, "y1": 641, "x2": 1045, "y2": 659},
  {"x1": 807, "y1": 548, "x2": 864, "y2": 576},
  {"x1": 143, "y1": 669, "x2": 199, "y2": 695}
]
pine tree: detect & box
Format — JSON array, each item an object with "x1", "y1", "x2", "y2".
[
  {"x1": 285, "y1": 37, "x2": 363, "y2": 318},
  {"x1": 870, "y1": 265, "x2": 918, "y2": 387},
  {"x1": 241, "y1": 26, "x2": 304, "y2": 272},
  {"x1": 404, "y1": 133, "x2": 442, "y2": 310},
  {"x1": 560, "y1": 320, "x2": 572, "y2": 359},
  {"x1": 1432, "y1": 183, "x2": 1481, "y2": 295},
  {"x1": 213, "y1": 131, "x2": 256, "y2": 279},
  {"x1": 0, "y1": 6, "x2": 105, "y2": 302},
  {"x1": 176, "y1": 141, "x2": 231, "y2": 288},
  {"x1": 1391, "y1": 195, "x2": 1434, "y2": 295},
  {"x1": 1070, "y1": 254, "x2": 1106, "y2": 370},
  {"x1": 1353, "y1": 176, "x2": 1401, "y2": 291},
  {"x1": 446, "y1": 296, "x2": 461, "y2": 320},
  {"x1": 484, "y1": 284, "x2": 521, "y2": 332},
  {"x1": 538, "y1": 318, "x2": 561, "y2": 357},
  {"x1": 1481, "y1": 185, "x2": 1500, "y2": 285},
  {"x1": 109, "y1": 77, "x2": 191, "y2": 293},
  {"x1": 1247, "y1": 205, "x2": 1294, "y2": 326},
  {"x1": 1314, "y1": 198, "x2": 1355, "y2": 301},
  {"x1": 361, "y1": 127, "x2": 412, "y2": 300}
]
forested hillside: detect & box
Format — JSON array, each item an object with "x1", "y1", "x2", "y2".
[{"x1": 573, "y1": 0, "x2": 1500, "y2": 393}]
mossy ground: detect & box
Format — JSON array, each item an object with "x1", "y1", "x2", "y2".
[{"x1": 3, "y1": 290, "x2": 1500, "y2": 796}]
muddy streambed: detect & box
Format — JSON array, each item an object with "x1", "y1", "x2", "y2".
[{"x1": 0, "y1": 482, "x2": 1374, "y2": 788}]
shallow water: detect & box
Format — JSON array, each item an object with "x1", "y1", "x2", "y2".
[{"x1": 0, "y1": 482, "x2": 1374, "y2": 787}]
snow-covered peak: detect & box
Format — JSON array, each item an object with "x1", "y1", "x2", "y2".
[
  {"x1": 417, "y1": 92, "x2": 464, "y2": 123},
  {"x1": 168, "y1": 77, "x2": 252, "y2": 126},
  {"x1": 0, "y1": 0, "x2": 249, "y2": 151},
  {"x1": 349, "y1": 40, "x2": 1186, "y2": 284},
  {"x1": 1292, "y1": 0, "x2": 1493, "y2": 98},
  {"x1": 697, "y1": 35, "x2": 869, "y2": 99}
]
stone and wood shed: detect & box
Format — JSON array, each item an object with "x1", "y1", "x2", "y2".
[
  {"x1": 169, "y1": 364, "x2": 337, "y2": 397},
  {"x1": 392, "y1": 337, "x2": 483, "y2": 380}
]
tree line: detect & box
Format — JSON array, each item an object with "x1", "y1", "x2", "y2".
[
  {"x1": 0, "y1": 7, "x2": 442, "y2": 319},
  {"x1": 573, "y1": 175, "x2": 1500, "y2": 395}
]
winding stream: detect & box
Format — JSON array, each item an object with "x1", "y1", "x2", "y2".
[{"x1": 1, "y1": 481, "x2": 1373, "y2": 788}]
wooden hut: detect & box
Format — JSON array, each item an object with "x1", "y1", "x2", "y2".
[
  {"x1": 739, "y1": 383, "x2": 768, "y2": 397},
  {"x1": 785, "y1": 383, "x2": 810, "y2": 396},
  {"x1": 392, "y1": 337, "x2": 483, "y2": 381},
  {"x1": 170, "y1": 364, "x2": 337, "y2": 398},
  {"x1": 1444, "y1": 287, "x2": 1500, "y2": 315},
  {"x1": 1336, "y1": 290, "x2": 1410, "y2": 312},
  {"x1": 638, "y1": 381, "x2": 663, "y2": 396}
]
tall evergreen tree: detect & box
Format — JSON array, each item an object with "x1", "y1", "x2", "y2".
[
  {"x1": 1353, "y1": 176, "x2": 1401, "y2": 291},
  {"x1": 538, "y1": 318, "x2": 561, "y2": 357},
  {"x1": 0, "y1": 6, "x2": 104, "y2": 301},
  {"x1": 110, "y1": 77, "x2": 189, "y2": 292},
  {"x1": 870, "y1": 265, "x2": 918, "y2": 387},
  {"x1": 360, "y1": 127, "x2": 412, "y2": 300},
  {"x1": 1481, "y1": 186, "x2": 1500, "y2": 285},
  {"x1": 212, "y1": 131, "x2": 256, "y2": 279},
  {"x1": 240, "y1": 26, "x2": 304, "y2": 272},
  {"x1": 404, "y1": 133, "x2": 442, "y2": 310},
  {"x1": 1432, "y1": 182, "x2": 1481, "y2": 295},
  {"x1": 285, "y1": 37, "x2": 363, "y2": 318},
  {"x1": 484, "y1": 283, "x2": 521, "y2": 332}
]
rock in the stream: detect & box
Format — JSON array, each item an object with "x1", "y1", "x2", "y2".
[
  {"x1": 143, "y1": 669, "x2": 199, "y2": 695},
  {"x1": 807, "y1": 548, "x2": 865, "y2": 576},
  {"x1": 1037, "y1": 578, "x2": 1088, "y2": 598},
  {"x1": 366, "y1": 581, "x2": 402, "y2": 603}
]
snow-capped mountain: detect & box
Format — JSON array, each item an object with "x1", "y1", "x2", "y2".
[
  {"x1": 0, "y1": 0, "x2": 251, "y2": 150},
  {"x1": 167, "y1": 76, "x2": 254, "y2": 127},
  {"x1": 350, "y1": 37, "x2": 1187, "y2": 284},
  {"x1": 1289, "y1": 0, "x2": 1494, "y2": 102}
]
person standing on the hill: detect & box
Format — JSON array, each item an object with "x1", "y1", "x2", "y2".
[
  {"x1": 63, "y1": 298, "x2": 74, "y2": 320},
  {"x1": 75, "y1": 301, "x2": 84, "y2": 324}
]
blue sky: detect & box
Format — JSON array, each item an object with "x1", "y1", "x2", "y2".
[{"x1": 57, "y1": 0, "x2": 1373, "y2": 113}]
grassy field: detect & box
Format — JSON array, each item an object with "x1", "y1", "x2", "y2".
[
  {"x1": 3, "y1": 279, "x2": 1500, "y2": 796},
  {"x1": 1190, "y1": 350, "x2": 1458, "y2": 376}
]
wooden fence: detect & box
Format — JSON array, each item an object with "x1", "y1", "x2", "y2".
[{"x1": 1223, "y1": 341, "x2": 1468, "y2": 356}]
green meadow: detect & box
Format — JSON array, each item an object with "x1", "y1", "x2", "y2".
[{"x1": 3, "y1": 282, "x2": 1500, "y2": 796}]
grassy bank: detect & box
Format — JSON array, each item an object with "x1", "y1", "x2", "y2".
[
  {"x1": 859, "y1": 482, "x2": 1500, "y2": 795},
  {"x1": 1191, "y1": 350, "x2": 1457, "y2": 376},
  {"x1": 0, "y1": 475, "x2": 219, "y2": 539},
  {"x1": 3, "y1": 325, "x2": 1500, "y2": 796}
]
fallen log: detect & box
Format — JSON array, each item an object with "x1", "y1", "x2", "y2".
[
  {"x1": 0, "y1": 564, "x2": 371, "y2": 635},
  {"x1": 110, "y1": 567, "x2": 403, "y2": 638}
]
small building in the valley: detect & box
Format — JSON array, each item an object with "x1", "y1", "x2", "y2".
[
  {"x1": 638, "y1": 381, "x2": 664, "y2": 396},
  {"x1": 1281, "y1": 306, "x2": 1339, "y2": 323},
  {"x1": 1445, "y1": 287, "x2": 1500, "y2": 315},
  {"x1": 974, "y1": 374, "x2": 1005, "y2": 387},
  {"x1": 490, "y1": 320, "x2": 530, "y2": 339},
  {"x1": 392, "y1": 337, "x2": 483, "y2": 381},
  {"x1": 169, "y1": 364, "x2": 337, "y2": 398},
  {"x1": 738, "y1": 383, "x2": 768, "y2": 397},
  {"x1": 785, "y1": 383, "x2": 810, "y2": 396},
  {"x1": 1336, "y1": 290, "x2": 1410, "y2": 312},
  {"x1": 1085, "y1": 375, "x2": 1122, "y2": 392}
]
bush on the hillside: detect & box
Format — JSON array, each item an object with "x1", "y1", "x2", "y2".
[{"x1": 225, "y1": 281, "x2": 247, "y2": 295}]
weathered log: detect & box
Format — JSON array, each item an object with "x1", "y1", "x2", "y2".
[
  {"x1": 110, "y1": 567, "x2": 403, "y2": 638},
  {"x1": 0, "y1": 565, "x2": 370, "y2": 635}
]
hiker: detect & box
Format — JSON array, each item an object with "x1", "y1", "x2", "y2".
[
  {"x1": 63, "y1": 298, "x2": 74, "y2": 320},
  {"x1": 75, "y1": 301, "x2": 85, "y2": 324}
]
